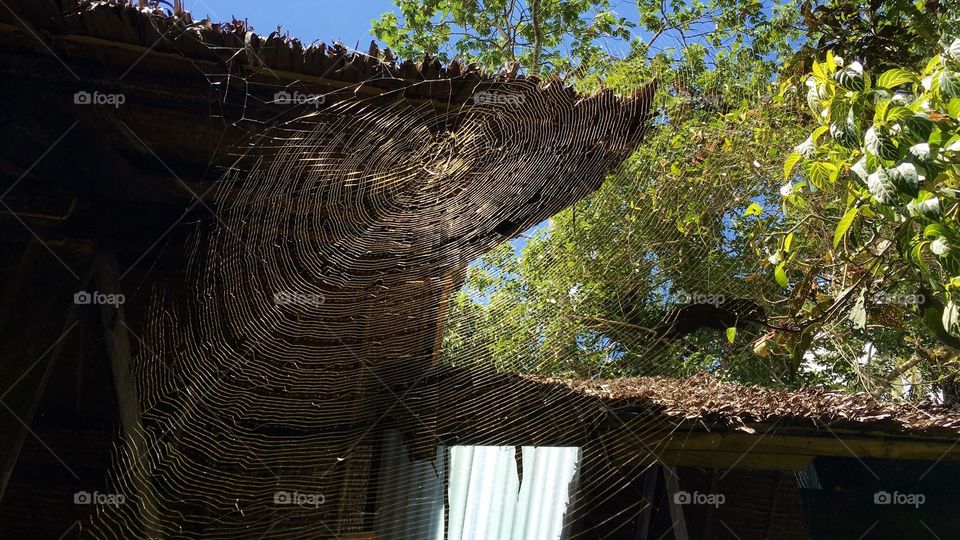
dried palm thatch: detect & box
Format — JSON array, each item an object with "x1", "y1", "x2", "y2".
[{"x1": 544, "y1": 373, "x2": 960, "y2": 435}]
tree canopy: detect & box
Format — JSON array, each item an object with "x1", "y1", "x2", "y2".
[{"x1": 374, "y1": 0, "x2": 960, "y2": 404}]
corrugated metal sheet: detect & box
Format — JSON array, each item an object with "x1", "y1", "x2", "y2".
[
  {"x1": 448, "y1": 445, "x2": 581, "y2": 540},
  {"x1": 374, "y1": 430, "x2": 445, "y2": 540},
  {"x1": 375, "y1": 434, "x2": 581, "y2": 539}
]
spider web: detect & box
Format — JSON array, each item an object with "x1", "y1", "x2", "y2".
[{"x1": 76, "y1": 5, "x2": 796, "y2": 540}]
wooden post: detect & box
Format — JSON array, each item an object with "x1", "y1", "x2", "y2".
[
  {"x1": 636, "y1": 466, "x2": 658, "y2": 540},
  {"x1": 93, "y1": 251, "x2": 163, "y2": 539},
  {"x1": 663, "y1": 466, "x2": 690, "y2": 540}
]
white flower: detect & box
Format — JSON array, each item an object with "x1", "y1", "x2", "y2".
[{"x1": 795, "y1": 136, "x2": 817, "y2": 158}]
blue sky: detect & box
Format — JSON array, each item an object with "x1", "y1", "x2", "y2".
[
  {"x1": 183, "y1": 0, "x2": 395, "y2": 44},
  {"x1": 183, "y1": 1, "x2": 644, "y2": 57}
]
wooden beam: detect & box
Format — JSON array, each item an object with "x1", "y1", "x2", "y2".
[
  {"x1": 660, "y1": 450, "x2": 812, "y2": 471},
  {"x1": 660, "y1": 430, "x2": 960, "y2": 462},
  {"x1": 92, "y1": 251, "x2": 163, "y2": 539},
  {"x1": 605, "y1": 428, "x2": 960, "y2": 470}
]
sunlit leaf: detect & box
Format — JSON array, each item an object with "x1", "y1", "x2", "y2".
[
  {"x1": 835, "y1": 61, "x2": 864, "y2": 91},
  {"x1": 806, "y1": 161, "x2": 837, "y2": 188},
  {"x1": 943, "y1": 299, "x2": 960, "y2": 335},
  {"x1": 931, "y1": 237, "x2": 952, "y2": 255},
  {"x1": 783, "y1": 152, "x2": 802, "y2": 180},
  {"x1": 948, "y1": 38, "x2": 960, "y2": 60},
  {"x1": 887, "y1": 162, "x2": 919, "y2": 197},
  {"x1": 867, "y1": 169, "x2": 899, "y2": 204},
  {"x1": 833, "y1": 207, "x2": 859, "y2": 248},
  {"x1": 940, "y1": 69, "x2": 960, "y2": 98},
  {"x1": 775, "y1": 262, "x2": 788, "y2": 288},
  {"x1": 795, "y1": 136, "x2": 816, "y2": 158},
  {"x1": 877, "y1": 68, "x2": 917, "y2": 89},
  {"x1": 850, "y1": 156, "x2": 869, "y2": 182},
  {"x1": 907, "y1": 196, "x2": 940, "y2": 220},
  {"x1": 865, "y1": 126, "x2": 899, "y2": 160},
  {"x1": 907, "y1": 143, "x2": 933, "y2": 165}
]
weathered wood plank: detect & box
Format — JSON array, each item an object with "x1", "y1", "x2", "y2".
[{"x1": 92, "y1": 251, "x2": 163, "y2": 539}]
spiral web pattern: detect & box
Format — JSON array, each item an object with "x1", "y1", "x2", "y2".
[
  {"x1": 77, "y1": 12, "x2": 672, "y2": 536},
  {"x1": 4, "y1": 2, "x2": 958, "y2": 538}
]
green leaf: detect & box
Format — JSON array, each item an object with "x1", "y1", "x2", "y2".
[
  {"x1": 948, "y1": 38, "x2": 960, "y2": 60},
  {"x1": 924, "y1": 223, "x2": 952, "y2": 240},
  {"x1": 907, "y1": 196, "x2": 940, "y2": 220},
  {"x1": 885, "y1": 106, "x2": 914, "y2": 124},
  {"x1": 931, "y1": 237, "x2": 952, "y2": 256},
  {"x1": 784, "y1": 231, "x2": 795, "y2": 253},
  {"x1": 725, "y1": 327, "x2": 737, "y2": 344},
  {"x1": 806, "y1": 161, "x2": 837, "y2": 188},
  {"x1": 887, "y1": 162, "x2": 919, "y2": 197},
  {"x1": 835, "y1": 61, "x2": 864, "y2": 91},
  {"x1": 939, "y1": 69, "x2": 960, "y2": 98},
  {"x1": 874, "y1": 100, "x2": 890, "y2": 124},
  {"x1": 811, "y1": 125, "x2": 830, "y2": 143},
  {"x1": 911, "y1": 241, "x2": 930, "y2": 270},
  {"x1": 948, "y1": 98, "x2": 960, "y2": 120},
  {"x1": 943, "y1": 299, "x2": 959, "y2": 335},
  {"x1": 812, "y1": 60, "x2": 827, "y2": 81},
  {"x1": 867, "y1": 168, "x2": 899, "y2": 205},
  {"x1": 903, "y1": 115, "x2": 934, "y2": 143},
  {"x1": 923, "y1": 55, "x2": 942, "y2": 77},
  {"x1": 775, "y1": 262, "x2": 788, "y2": 288},
  {"x1": 833, "y1": 207, "x2": 859, "y2": 248},
  {"x1": 877, "y1": 68, "x2": 917, "y2": 89},
  {"x1": 865, "y1": 127, "x2": 899, "y2": 160},
  {"x1": 783, "y1": 152, "x2": 802, "y2": 181},
  {"x1": 745, "y1": 202, "x2": 763, "y2": 217}
]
